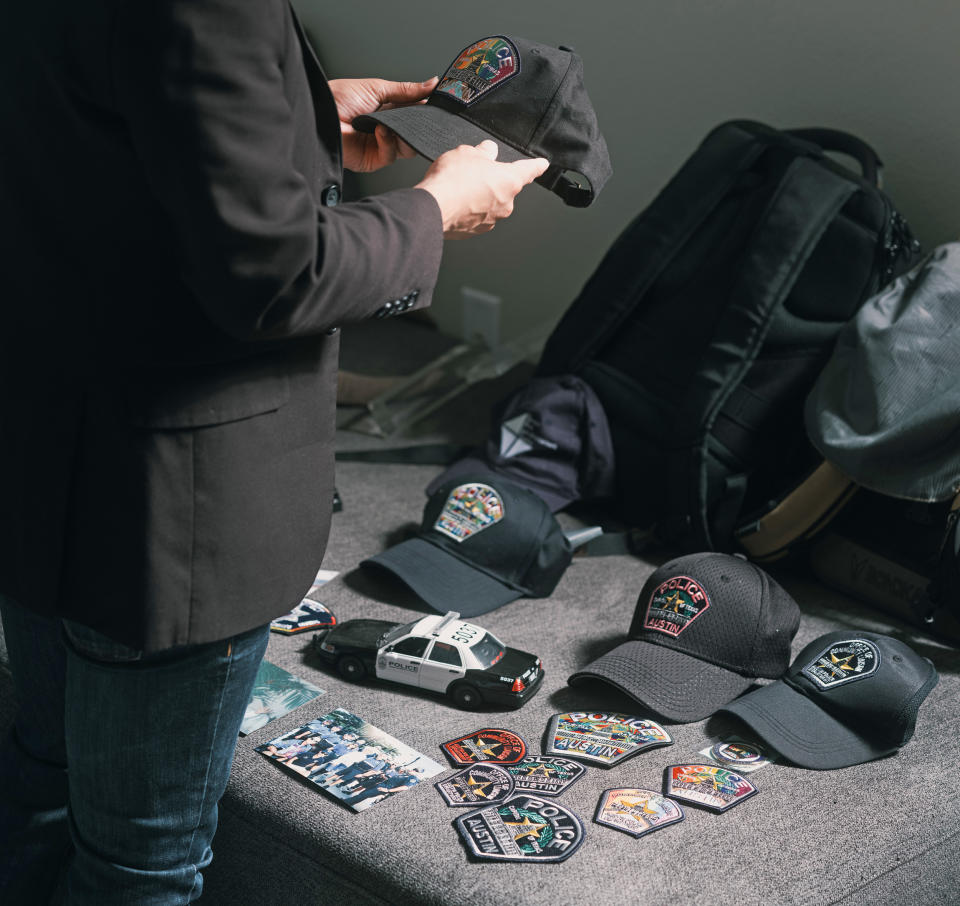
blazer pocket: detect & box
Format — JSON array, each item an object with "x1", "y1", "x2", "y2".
[{"x1": 124, "y1": 361, "x2": 290, "y2": 429}]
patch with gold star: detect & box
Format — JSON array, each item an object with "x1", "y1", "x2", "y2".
[
  {"x1": 544, "y1": 711, "x2": 672, "y2": 766},
  {"x1": 506, "y1": 755, "x2": 586, "y2": 796},
  {"x1": 642, "y1": 575, "x2": 711, "y2": 637},
  {"x1": 801, "y1": 638, "x2": 880, "y2": 689},
  {"x1": 455, "y1": 794, "x2": 585, "y2": 862},
  {"x1": 441, "y1": 728, "x2": 527, "y2": 767},
  {"x1": 594, "y1": 788, "x2": 684, "y2": 838},
  {"x1": 436, "y1": 763, "x2": 516, "y2": 807},
  {"x1": 663, "y1": 764, "x2": 758, "y2": 813}
]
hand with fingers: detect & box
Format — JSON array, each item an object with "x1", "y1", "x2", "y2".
[
  {"x1": 329, "y1": 76, "x2": 438, "y2": 172},
  {"x1": 416, "y1": 140, "x2": 549, "y2": 239}
]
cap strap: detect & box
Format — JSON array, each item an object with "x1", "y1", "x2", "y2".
[{"x1": 537, "y1": 165, "x2": 593, "y2": 208}]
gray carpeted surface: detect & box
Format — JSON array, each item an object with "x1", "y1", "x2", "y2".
[
  {"x1": 201, "y1": 454, "x2": 959, "y2": 905},
  {"x1": 1, "y1": 320, "x2": 958, "y2": 904}
]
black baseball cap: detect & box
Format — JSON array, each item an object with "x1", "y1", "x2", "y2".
[
  {"x1": 568, "y1": 553, "x2": 801, "y2": 722},
  {"x1": 361, "y1": 473, "x2": 573, "y2": 617},
  {"x1": 425, "y1": 375, "x2": 615, "y2": 512},
  {"x1": 719, "y1": 631, "x2": 939, "y2": 769},
  {"x1": 352, "y1": 35, "x2": 612, "y2": 207}
]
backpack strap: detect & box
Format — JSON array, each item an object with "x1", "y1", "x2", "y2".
[
  {"x1": 538, "y1": 122, "x2": 767, "y2": 375},
  {"x1": 662, "y1": 156, "x2": 859, "y2": 550},
  {"x1": 734, "y1": 460, "x2": 858, "y2": 561}
]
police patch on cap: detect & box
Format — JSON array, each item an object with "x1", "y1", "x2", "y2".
[
  {"x1": 455, "y1": 794, "x2": 585, "y2": 862},
  {"x1": 801, "y1": 638, "x2": 880, "y2": 689},
  {"x1": 507, "y1": 756, "x2": 586, "y2": 797},
  {"x1": 441, "y1": 729, "x2": 527, "y2": 766},
  {"x1": 435, "y1": 763, "x2": 516, "y2": 807},
  {"x1": 544, "y1": 712, "x2": 672, "y2": 766},
  {"x1": 663, "y1": 764, "x2": 758, "y2": 813},
  {"x1": 594, "y1": 789, "x2": 684, "y2": 839},
  {"x1": 436, "y1": 36, "x2": 520, "y2": 107},
  {"x1": 642, "y1": 575, "x2": 711, "y2": 637},
  {"x1": 433, "y1": 483, "x2": 504, "y2": 543}
]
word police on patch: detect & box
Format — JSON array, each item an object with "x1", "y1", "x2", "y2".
[
  {"x1": 545, "y1": 712, "x2": 672, "y2": 766},
  {"x1": 507, "y1": 756, "x2": 586, "y2": 796},
  {"x1": 456, "y1": 795, "x2": 585, "y2": 862},
  {"x1": 663, "y1": 764, "x2": 758, "y2": 812}
]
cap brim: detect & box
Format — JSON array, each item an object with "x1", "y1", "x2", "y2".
[
  {"x1": 426, "y1": 457, "x2": 574, "y2": 513},
  {"x1": 719, "y1": 680, "x2": 895, "y2": 770},
  {"x1": 353, "y1": 104, "x2": 534, "y2": 164},
  {"x1": 361, "y1": 537, "x2": 521, "y2": 618},
  {"x1": 568, "y1": 640, "x2": 755, "y2": 723}
]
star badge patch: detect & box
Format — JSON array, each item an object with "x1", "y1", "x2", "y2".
[
  {"x1": 441, "y1": 729, "x2": 527, "y2": 767},
  {"x1": 456, "y1": 795, "x2": 585, "y2": 862},
  {"x1": 594, "y1": 788, "x2": 684, "y2": 838},
  {"x1": 663, "y1": 764, "x2": 758, "y2": 813}
]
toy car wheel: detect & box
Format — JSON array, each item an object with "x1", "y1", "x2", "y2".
[
  {"x1": 337, "y1": 655, "x2": 366, "y2": 682},
  {"x1": 450, "y1": 682, "x2": 483, "y2": 710}
]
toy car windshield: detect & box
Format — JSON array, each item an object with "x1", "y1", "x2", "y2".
[
  {"x1": 379, "y1": 621, "x2": 415, "y2": 646},
  {"x1": 470, "y1": 632, "x2": 506, "y2": 668}
]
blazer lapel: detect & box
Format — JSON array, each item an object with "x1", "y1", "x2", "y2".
[{"x1": 288, "y1": 2, "x2": 342, "y2": 173}]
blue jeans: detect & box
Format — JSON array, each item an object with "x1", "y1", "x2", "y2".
[{"x1": 0, "y1": 594, "x2": 269, "y2": 905}]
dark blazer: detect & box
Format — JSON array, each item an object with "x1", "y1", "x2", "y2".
[{"x1": 0, "y1": 0, "x2": 443, "y2": 650}]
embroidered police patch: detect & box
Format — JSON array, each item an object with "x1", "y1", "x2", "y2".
[
  {"x1": 433, "y1": 483, "x2": 504, "y2": 543},
  {"x1": 436, "y1": 36, "x2": 520, "y2": 106},
  {"x1": 441, "y1": 729, "x2": 527, "y2": 767},
  {"x1": 507, "y1": 756, "x2": 586, "y2": 797},
  {"x1": 594, "y1": 788, "x2": 684, "y2": 839},
  {"x1": 544, "y1": 712, "x2": 672, "y2": 766},
  {"x1": 802, "y1": 639, "x2": 881, "y2": 689},
  {"x1": 435, "y1": 763, "x2": 515, "y2": 807},
  {"x1": 663, "y1": 764, "x2": 758, "y2": 813},
  {"x1": 455, "y1": 795, "x2": 585, "y2": 863},
  {"x1": 642, "y1": 575, "x2": 710, "y2": 637}
]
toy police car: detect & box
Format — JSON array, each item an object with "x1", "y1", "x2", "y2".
[{"x1": 312, "y1": 611, "x2": 543, "y2": 710}]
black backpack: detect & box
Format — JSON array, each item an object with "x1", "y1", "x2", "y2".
[{"x1": 537, "y1": 119, "x2": 924, "y2": 553}]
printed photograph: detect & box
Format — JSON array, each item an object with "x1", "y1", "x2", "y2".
[
  {"x1": 239, "y1": 660, "x2": 326, "y2": 736},
  {"x1": 256, "y1": 708, "x2": 444, "y2": 811}
]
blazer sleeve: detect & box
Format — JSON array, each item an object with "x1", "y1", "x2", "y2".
[{"x1": 110, "y1": 0, "x2": 443, "y2": 341}]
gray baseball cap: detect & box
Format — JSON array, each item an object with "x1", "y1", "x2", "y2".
[{"x1": 805, "y1": 242, "x2": 960, "y2": 502}]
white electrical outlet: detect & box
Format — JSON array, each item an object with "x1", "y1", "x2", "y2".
[{"x1": 460, "y1": 286, "x2": 501, "y2": 348}]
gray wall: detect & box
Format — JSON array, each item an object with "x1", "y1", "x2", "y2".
[{"x1": 298, "y1": 0, "x2": 960, "y2": 343}]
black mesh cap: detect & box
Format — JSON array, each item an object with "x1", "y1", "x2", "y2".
[
  {"x1": 568, "y1": 553, "x2": 801, "y2": 722},
  {"x1": 353, "y1": 36, "x2": 612, "y2": 207},
  {"x1": 361, "y1": 473, "x2": 573, "y2": 617},
  {"x1": 719, "y1": 631, "x2": 939, "y2": 769}
]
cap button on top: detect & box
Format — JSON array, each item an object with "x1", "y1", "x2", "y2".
[{"x1": 322, "y1": 183, "x2": 341, "y2": 207}]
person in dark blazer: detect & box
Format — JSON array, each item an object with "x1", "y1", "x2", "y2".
[{"x1": 0, "y1": 1, "x2": 547, "y2": 901}]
